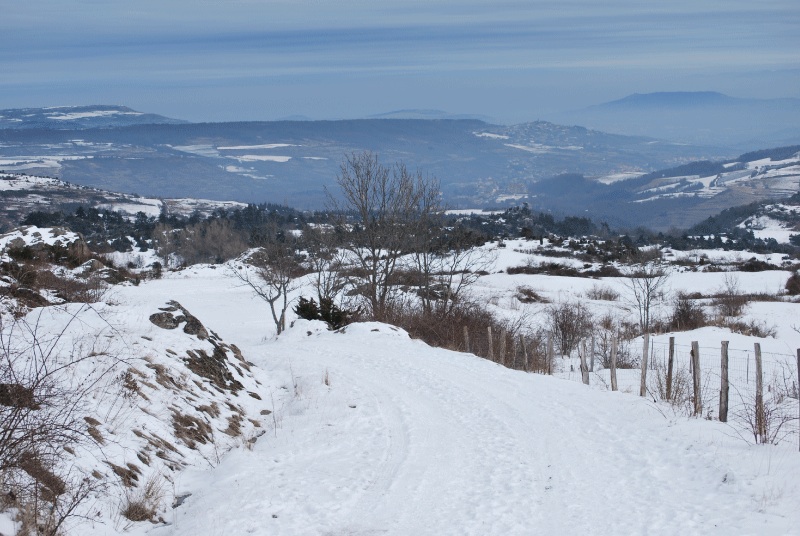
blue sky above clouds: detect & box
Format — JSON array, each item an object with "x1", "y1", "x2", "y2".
[{"x1": 2, "y1": 0, "x2": 798, "y2": 123}]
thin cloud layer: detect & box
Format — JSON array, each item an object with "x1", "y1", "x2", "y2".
[{"x1": 2, "y1": 0, "x2": 798, "y2": 122}]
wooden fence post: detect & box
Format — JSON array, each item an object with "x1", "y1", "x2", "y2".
[
  {"x1": 639, "y1": 333, "x2": 650, "y2": 397},
  {"x1": 579, "y1": 340, "x2": 590, "y2": 385},
  {"x1": 511, "y1": 335, "x2": 518, "y2": 370},
  {"x1": 520, "y1": 335, "x2": 528, "y2": 372},
  {"x1": 463, "y1": 326, "x2": 470, "y2": 354},
  {"x1": 487, "y1": 326, "x2": 494, "y2": 361},
  {"x1": 666, "y1": 336, "x2": 675, "y2": 401},
  {"x1": 610, "y1": 337, "x2": 618, "y2": 391},
  {"x1": 547, "y1": 335, "x2": 554, "y2": 375},
  {"x1": 754, "y1": 342, "x2": 765, "y2": 443},
  {"x1": 719, "y1": 341, "x2": 729, "y2": 423},
  {"x1": 590, "y1": 334, "x2": 595, "y2": 372},
  {"x1": 691, "y1": 341, "x2": 702, "y2": 416},
  {"x1": 499, "y1": 329, "x2": 507, "y2": 366}
]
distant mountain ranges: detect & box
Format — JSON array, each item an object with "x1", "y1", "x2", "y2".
[
  {"x1": 1, "y1": 93, "x2": 798, "y2": 230},
  {"x1": 552, "y1": 92, "x2": 800, "y2": 149},
  {"x1": 0, "y1": 105, "x2": 186, "y2": 130}
]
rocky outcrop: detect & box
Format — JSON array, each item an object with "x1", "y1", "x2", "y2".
[{"x1": 149, "y1": 301, "x2": 209, "y2": 340}]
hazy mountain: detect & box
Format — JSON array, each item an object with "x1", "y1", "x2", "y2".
[
  {"x1": 369, "y1": 109, "x2": 498, "y2": 122},
  {"x1": 0, "y1": 105, "x2": 187, "y2": 130},
  {"x1": 0, "y1": 111, "x2": 727, "y2": 212},
  {"x1": 552, "y1": 92, "x2": 800, "y2": 149}
]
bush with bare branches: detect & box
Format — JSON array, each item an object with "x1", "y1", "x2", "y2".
[
  {"x1": 1, "y1": 306, "x2": 115, "y2": 534},
  {"x1": 670, "y1": 293, "x2": 708, "y2": 331},
  {"x1": 231, "y1": 234, "x2": 304, "y2": 336},
  {"x1": 623, "y1": 262, "x2": 670, "y2": 335},
  {"x1": 546, "y1": 301, "x2": 592, "y2": 357},
  {"x1": 714, "y1": 273, "x2": 748, "y2": 318}
]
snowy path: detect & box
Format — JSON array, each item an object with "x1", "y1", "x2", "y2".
[{"x1": 151, "y1": 321, "x2": 799, "y2": 536}]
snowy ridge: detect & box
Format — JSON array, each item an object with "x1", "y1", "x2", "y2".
[
  {"x1": 738, "y1": 203, "x2": 800, "y2": 244},
  {"x1": 0, "y1": 105, "x2": 185, "y2": 130},
  {"x1": 0, "y1": 173, "x2": 247, "y2": 222},
  {"x1": 0, "y1": 225, "x2": 82, "y2": 252},
  {"x1": 0, "y1": 297, "x2": 270, "y2": 534}
]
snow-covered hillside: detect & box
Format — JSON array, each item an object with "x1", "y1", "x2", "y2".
[
  {"x1": 2, "y1": 236, "x2": 800, "y2": 535},
  {"x1": 633, "y1": 150, "x2": 800, "y2": 204},
  {"x1": 0, "y1": 173, "x2": 246, "y2": 225}
]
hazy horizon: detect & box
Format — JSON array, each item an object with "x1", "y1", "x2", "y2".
[{"x1": 2, "y1": 1, "x2": 798, "y2": 124}]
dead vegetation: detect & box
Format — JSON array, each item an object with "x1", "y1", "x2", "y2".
[
  {"x1": 120, "y1": 474, "x2": 164, "y2": 523},
  {"x1": 171, "y1": 410, "x2": 213, "y2": 450}
]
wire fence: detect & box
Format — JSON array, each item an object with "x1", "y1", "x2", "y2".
[{"x1": 550, "y1": 338, "x2": 800, "y2": 447}]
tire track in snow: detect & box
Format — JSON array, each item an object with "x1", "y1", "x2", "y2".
[{"x1": 324, "y1": 335, "x2": 541, "y2": 535}]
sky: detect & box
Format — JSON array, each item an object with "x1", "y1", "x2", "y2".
[{"x1": 1, "y1": 0, "x2": 798, "y2": 123}]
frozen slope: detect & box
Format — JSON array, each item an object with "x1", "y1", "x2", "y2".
[{"x1": 128, "y1": 266, "x2": 800, "y2": 536}]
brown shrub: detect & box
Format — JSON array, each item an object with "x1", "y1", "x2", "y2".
[{"x1": 786, "y1": 273, "x2": 800, "y2": 296}]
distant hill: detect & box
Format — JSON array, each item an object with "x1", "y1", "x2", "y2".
[
  {"x1": 527, "y1": 145, "x2": 800, "y2": 230},
  {"x1": 598, "y1": 91, "x2": 741, "y2": 109},
  {"x1": 0, "y1": 105, "x2": 187, "y2": 130},
  {"x1": 685, "y1": 193, "x2": 800, "y2": 247},
  {"x1": 551, "y1": 92, "x2": 800, "y2": 148},
  {"x1": 0, "y1": 110, "x2": 724, "y2": 212},
  {"x1": 369, "y1": 109, "x2": 498, "y2": 122}
]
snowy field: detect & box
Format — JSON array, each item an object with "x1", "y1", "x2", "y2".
[{"x1": 2, "y1": 240, "x2": 800, "y2": 535}]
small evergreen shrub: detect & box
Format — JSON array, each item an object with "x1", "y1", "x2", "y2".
[{"x1": 294, "y1": 297, "x2": 355, "y2": 330}]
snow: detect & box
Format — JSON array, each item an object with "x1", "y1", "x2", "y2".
[
  {"x1": 0, "y1": 174, "x2": 64, "y2": 190},
  {"x1": 166, "y1": 326, "x2": 753, "y2": 534},
  {"x1": 47, "y1": 110, "x2": 142, "y2": 120},
  {"x1": 738, "y1": 215, "x2": 798, "y2": 244},
  {"x1": 474, "y1": 132, "x2": 510, "y2": 140},
  {"x1": 504, "y1": 143, "x2": 582, "y2": 154},
  {"x1": 231, "y1": 155, "x2": 292, "y2": 163},
  {"x1": 747, "y1": 156, "x2": 800, "y2": 169},
  {"x1": 97, "y1": 201, "x2": 163, "y2": 217},
  {"x1": 0, "y1": 225, "x2": 81, "y2": 250},
  {"x1": 127, "y1": 268, "x2": 799, "y2": 535},
  {"x1": 170, "y1": 145, "x2": 220, "y2": 158},
  {"x1": 217, "y1": 144, "x2": 298, "y2": 150},
  {"x1": 495, "y1": 194, "x2": 527, "y2": 202},
  {"x1": 0, "y1": 155, "x2": 92, "y2": 171},
  {"x1": 223, "y1": 165, "x2": 251, "y2": 172},
  {"x1": 595, "y1": 171, "x2": 644, "y2": 184},
  {"x1": 445, "y1": 209, "x2": 504, "y2": 215},
  {"x1": 3, "y1": 243, "x2": 800, "y2": 535}
]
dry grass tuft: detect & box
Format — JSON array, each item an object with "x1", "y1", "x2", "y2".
[
  {"x1": 171, "y1": 410, "x2": 213, "y2": 449},
  {"x1": 121, "y1": 474, "x2": 164, "y2": 523}
]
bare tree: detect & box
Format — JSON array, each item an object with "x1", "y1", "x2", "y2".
[
  {"x1": 624, "y1": 262, "x2": 670, "y2": 335},
  {"x1": 152, "y1": 223, "x2": 181, "y2": 269},
  {"x1": 231, "y1": 235, "x2": 300, "y2": 335},
  {"x1": 328, "y1": 152, "x2": 441, "y2": 321},
  {"x1": 413, "y1": 227, "x2": 495, "y2": 319},
  {"x1": 714, "y1": 273, "x2": 748, "y2": 318},
  {"x1": 302, "y1": 224, "x2": 351, "y2": 308},
  {"x1": 180, "y1": 218, "x2": 249, "y2": 265},
  {"x1": 546, "y1": 301, "x2": 592, "y2": 357}
]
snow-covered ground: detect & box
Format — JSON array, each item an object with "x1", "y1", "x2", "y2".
[{"x1": 2, "y1": 242, "x2": 800, "y2": 534}]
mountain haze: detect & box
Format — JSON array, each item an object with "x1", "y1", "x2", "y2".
[
  {"x1": 552, "y1": 92, "x2": 800, "y2": 148},
  {"x1": 0, "y1": 106, "x2": 725, "y2": 212}
]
